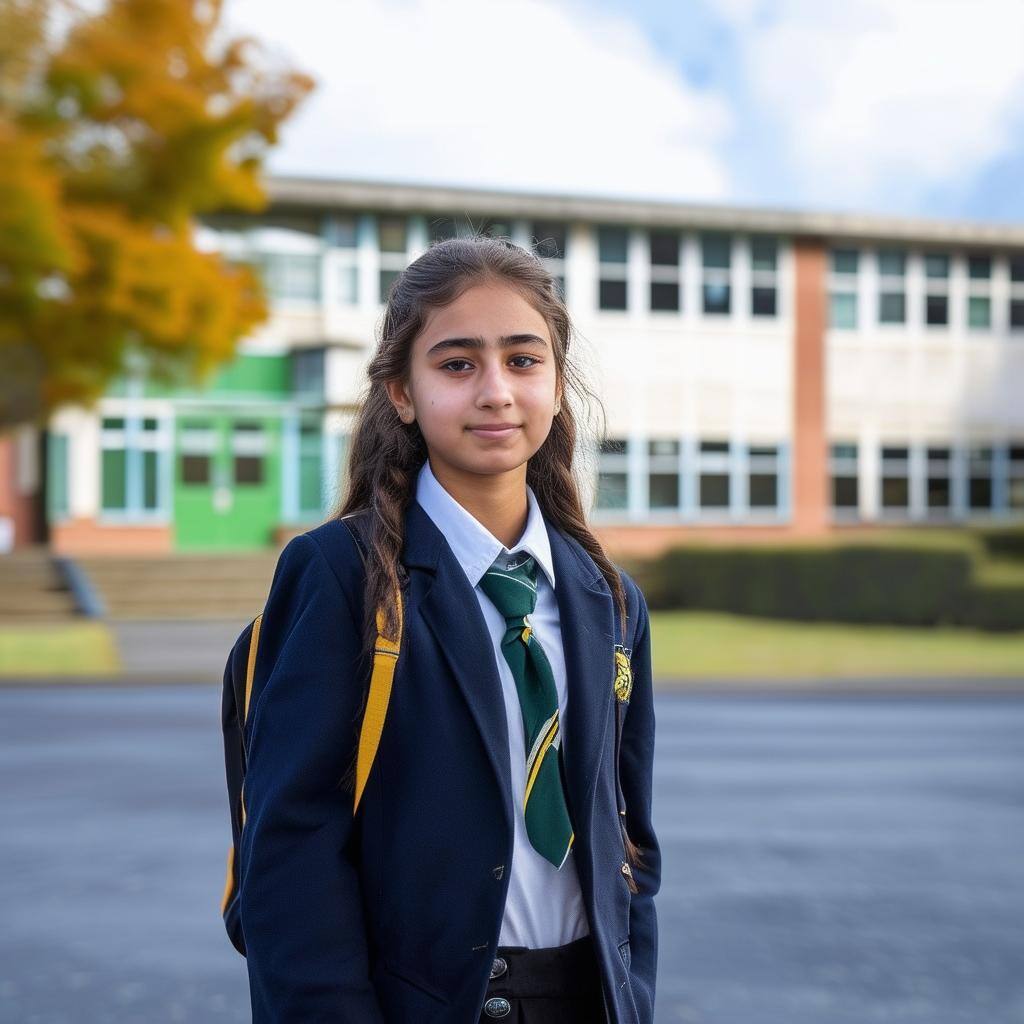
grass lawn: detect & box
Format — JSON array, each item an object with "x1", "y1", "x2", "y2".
[
  {"x1": 651, "y1": 611, "x2": 1024, "y2": 680},
  {"x1": 0, "y1": 622, "x2": 120, "y2": 677}
]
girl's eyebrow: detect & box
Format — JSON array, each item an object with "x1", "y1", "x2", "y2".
[{"x1": 425, "y1": 334, "x2": 548, "y2": 356}]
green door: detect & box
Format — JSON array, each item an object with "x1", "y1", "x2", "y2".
[{"x1": 174, "y1": 414, "x2": 280, "y2": 550}]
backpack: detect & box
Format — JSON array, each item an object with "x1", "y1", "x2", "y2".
[{"x1": 219, "y1": 511, "x2": 404, "y2": 956}]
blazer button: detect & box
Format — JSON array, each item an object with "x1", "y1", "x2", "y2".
[
  {"x1": 489, "y1": 956, "x2": 507, "y2": 980},
  {"x1": 492, "y1": 864, "x2": 504, "y2": 880},
  {"x1": 483, "y1": 996, "x2": 511, "y2": 1018}
]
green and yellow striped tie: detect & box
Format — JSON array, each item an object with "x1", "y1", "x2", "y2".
[{"x1": 479, "y1": 553, "x2": 574, "y2": 869}]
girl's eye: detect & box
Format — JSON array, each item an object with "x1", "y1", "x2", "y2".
[{"x1": 440, "y1": 355, "x2": 540, "y2": 372}]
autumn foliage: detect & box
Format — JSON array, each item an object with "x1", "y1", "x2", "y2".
[{"x1": 0, "y1": 0, "x2": 314, "y2": 427}]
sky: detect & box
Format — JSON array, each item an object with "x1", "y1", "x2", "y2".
[{"x1": 225, "y1": 0, "x2": 1024, "y2": 223}]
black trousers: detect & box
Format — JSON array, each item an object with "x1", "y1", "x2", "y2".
[{"x1": 477, "y1": 934, "x2": 606, "y2": 1023}]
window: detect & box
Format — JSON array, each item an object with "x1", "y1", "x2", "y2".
[
  {"x1": 647, "y1": 438, "x2": 679, "y2": 510},
  {"x1": 698, "y1": 439, "x2": 730, "y2": 509},
  {"x1": 531, "y1": 221, "x2": 567, "y2": 300},
  {"x1": 877, "y1": 248, "x2": 906, "y2": 324},
  {"x1": 102, "y1": 414, "x2": 167, "y2": 515},
  {"x1": 648, "y1": 230, "x2": 681, "y2": 312},
  {"x1": 252, "y1": 253, "x2": 321, "y2": 303},
  {"x1": 597, "y1": 225, "x2": 629, "y2": 311},
  {"x1": 233, "y1": 422, "x2": 266, "y2": 487},
  {"x1": 377, "y1": 215, "x2": 408, "y2": 303},
  {"x1": 701, "y1": 233, "x2": 731, "y2": 315},
  {"x1": 292, "y1": 348, "x2": 325, "y2": 399},
  {"x1": 479, "y1": 217, "x2": 514, "y2": 240},
  {"x1": 830, "y1": 443, "x2": 858, "y2": 513},
  {"x1": 828, "y1": 248, "x2": 858, "y2": 329},
  {"x1": 747, "y1": 444, "x2": 779, "y2": 508},
  {"x1": 926, "y1": 446, "x2": 952, "y2": 514},
  {"x1": 1010, "y1": 444, "x2": 1024, "y2": 510},
  {"x1": 968, "y1": 445, "x2": 993, "y2": 511},
  {"x1": 924, "y1": 252, "x2": 950, "y2": 326},
  {"x1": 596, "y1": 438, "x2": 628, "y2": 510},
  {"x1": 750, "y1": 235, "x2": 778, "y2": 317},
  {"x1": 967, "y1": 253, "x2": 992, "y2": 330},
  {"x1": 332, "y1": 214, "x2": 359, "y2": 306},
  {"x1": 299, "y1": 422, "x2": 323, "y2": 516},
  {"x1": 426, "y1": 216, "x2": 461, "y2": 244},
  {"x1": 1010, "y1": 254, "x2": 1024, "y2": 331},
  {"x1": 880, "y1": 445, "x2": 910, "y2": 511},
  {"x1": 46, "y1": 433, "x2": 69, "y2": 522},
  {"x1": 179, "y1": 421, "x2": 216, "y2": 487}
]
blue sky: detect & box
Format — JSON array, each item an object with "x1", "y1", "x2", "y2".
[{"x1": 229, "y1": 0, "x2": 1024, "y2": 223}]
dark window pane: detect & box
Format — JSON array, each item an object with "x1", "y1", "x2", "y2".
[
  {"x1": 597, "y1": 226, "x2": 629, "y2": 263},
  {"x1": 650, "y1": 281, "x2": 679, "y2": 311},
  {"x1": 234, "y1": 455, "x2": 264, "y2": 485},
  {"x1": 101, "y1": 449, "x2": 127, "y2": 509},
  {"x1": 1011, "y1": 254, "x2": 1024, "y2": 282},
  {"x1": 699, "y1": 473, "x2": 730, "y2": 507},
  {"x1": 700, "y1": 440, "x2": 730, "y2": 454},
  {"x1": 379, "y1": 268, "x2": 400, "y2": 303},
  {"x1": 378, "y1": 216, "x2": 407, "y2": 253},
  {"x1": 142, "y1": 417, "x2": 158, "y2": 432},
  {"x1": 968, "y1": 296, "x2": 991, "y2": 329},
  {"x1": 532, "y1": 221, "x2": 567, "y2": 259},
  {"x1": 599, "y1": 279, "x2": 627, "y2": 310},
  {"x1": 702, "y1": 233, "x2": 731, "y2": 269},
  {"x1": 926, "y1": 294, "x2": 948, "y2": 325},
  {"x1": 102, "y1": 417, "x2": 125, "y2": 431},
  {"x1": 143, "y1": 450, "x2": 158, "y2": 510},
  {"x1": 479, "y1": 218, "x2": 513, "y2": 240},
  {"x1": 881, "y1": 477, "x2": 909, "y2": 508},
  {"x1": 1010, "y1": 299, "x2": 1024, "y2": 329},
  {"x1": 600, "y1": 438, "x2": 627, "y2": 455},
  {"x1": 648, "y1": 439, "x2": 680, "y2": 456},
  {"x1": 833, "y1": 476, "x2": 858, "y2": 508},
  {"x1": 969, "y1": 477, "x2": 992, "y2": 509},
  {"x1": 831, "y1": 443, "x2": 857, "y2": 460},
  {"x1": 750, "y1": 235, "x2": 777, "y2": 271},
  {"x1": 881, "y1": 446, "x2": 909, "y2": 460},
  {"x1": 749, "y1": 473, "x2": 777, "y2": 507},
  {"x1": 927, "y1": 478, "x2": 951, "y2": 509},
  {"x1": 751, "y1": 286, "x2": 776, "y2": 316},
  {"x1": 181, "y1": 454, "x2": 210, "y2": 485},
  {"x1": 703, "y1": 282, "x2": 730, "y2": 314},
  {"x1": 878, "y1": 249, "x2": 906, "y2": 276},
  {"x1": 597, "y1": 472, "x2": 628, "y2": 509},
  {"x1": 924, "y1": 254, "x2": 950, "y2": 278},
  {"x1": 879, "y1": 292, "x2": 905, "y2": 323},
  {"x1": 649, "y1": 473, "x2": 679, "y2": 509},
  {"x1": 831, "y1": 248, "x2": 858, "y2": 274},
  {"x1": 649, "y1": 230, "x2": 679, "y2": 266},
  {"x1": 427, "y1": 216, "x2": 459, "y2": 243},
  {"x1": 968, "y1": 254, "x2": 992, "y2": 279}
]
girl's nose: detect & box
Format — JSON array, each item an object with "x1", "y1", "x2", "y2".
[{"x1": 476, "y1": 361, "x2": 514, "y2": 406}]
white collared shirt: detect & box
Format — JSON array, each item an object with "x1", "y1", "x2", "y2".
[{"x1": 414, "y1": 458, "x2": 590, "y2": 948}]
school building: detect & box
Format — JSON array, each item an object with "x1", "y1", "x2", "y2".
[{"x1": 2, "y1": 175, "x2": 1023, "y2": 558}]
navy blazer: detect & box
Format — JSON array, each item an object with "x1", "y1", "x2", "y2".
[{"x1": 237, "y1": 499, "x2": 660, "y2": 1023}]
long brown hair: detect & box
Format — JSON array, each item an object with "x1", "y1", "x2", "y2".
[{"x1": 334, "y1": 234, "x2": 643, "y2": 872}]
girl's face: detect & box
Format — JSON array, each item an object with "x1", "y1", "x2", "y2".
[{"x1": 386, "y1": 279, "x2": 562, "y2": 483}]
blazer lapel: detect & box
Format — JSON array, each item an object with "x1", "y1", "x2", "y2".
[
  {"x1": 544, "y1": 520, "x2": 617, "y2": 845},
  {"x1": 403, "y1": 501, "x2": 516, "y2": 837},
  {"x1": 401, "y1": 500, "x2": 617, "y2": 847}
]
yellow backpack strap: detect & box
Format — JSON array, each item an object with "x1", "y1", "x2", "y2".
[
  {"x1": 240, "y1": 612, "x2": 262, "y2": 832},
  {"x1": 353, "y1": 589, "x2": 403, "y2": 814}
]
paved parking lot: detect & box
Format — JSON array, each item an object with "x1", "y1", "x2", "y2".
[{"x1": 1, "y1": 684, "x2": 1022, "y2": 1023}]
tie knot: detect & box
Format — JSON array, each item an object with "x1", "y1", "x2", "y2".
[{"x1": 479, "y1": 552, "x2": 539, "y2": 620}]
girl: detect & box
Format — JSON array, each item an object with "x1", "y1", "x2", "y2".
[{"x1": 237, "y1": 235, "x2": 660, "y2": 1023}]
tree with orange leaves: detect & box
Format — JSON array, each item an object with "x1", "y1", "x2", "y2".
[{"x1": 0, "y1": 0, "x2": 314, "y2": 428}]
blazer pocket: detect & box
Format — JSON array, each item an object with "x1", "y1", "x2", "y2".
[
  {"x1": 380, "y1": 957, "x2": 451, "y2": 1006},
  {"x1": 618, "y1": 938, "x2": 631, "y2": 971}
]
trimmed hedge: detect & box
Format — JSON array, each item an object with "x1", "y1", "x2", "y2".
[
  {"x1": 975, "y1": 527, "x2": 1024, "y2": 562},
  {"x1": 637, "y1": 544, "x2": 1024, "y2": 632}
]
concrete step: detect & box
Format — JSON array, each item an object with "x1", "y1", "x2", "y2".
[{"x1": 0, "y1": 548, "x2": 80, "y2": 622}]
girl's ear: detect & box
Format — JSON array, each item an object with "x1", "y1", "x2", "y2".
[{"x1": 384, "y1": 378, "x2": 415, "y2": 423}]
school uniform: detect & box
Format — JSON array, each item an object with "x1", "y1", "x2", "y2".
[{"x1": 237, "y1": 463, "x2": 660, "y2": 1023}]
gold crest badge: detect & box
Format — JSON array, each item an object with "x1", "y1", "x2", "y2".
[{"x1": 613, "y1": 644, "x2": 632, "y2": 703}]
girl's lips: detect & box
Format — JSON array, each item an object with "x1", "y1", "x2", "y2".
[{"x1": 468, "y1": 425, "x2": 520, "y2": 438}]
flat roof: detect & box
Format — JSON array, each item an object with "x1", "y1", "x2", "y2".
[{"x1": 266, "y1": 174, "x2": 1024, "y2": 248}]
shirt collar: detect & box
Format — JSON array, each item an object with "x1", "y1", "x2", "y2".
[{"x1": 414, "y1": 458, "x2": 556, "y2": 591}]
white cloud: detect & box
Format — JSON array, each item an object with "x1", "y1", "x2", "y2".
[
  {"x1": 714, "y1": 0, "x2": 1024, "y2": 212},
  {"x1": 224, "y1": 0, "x2": 735, "y2": 201}
]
